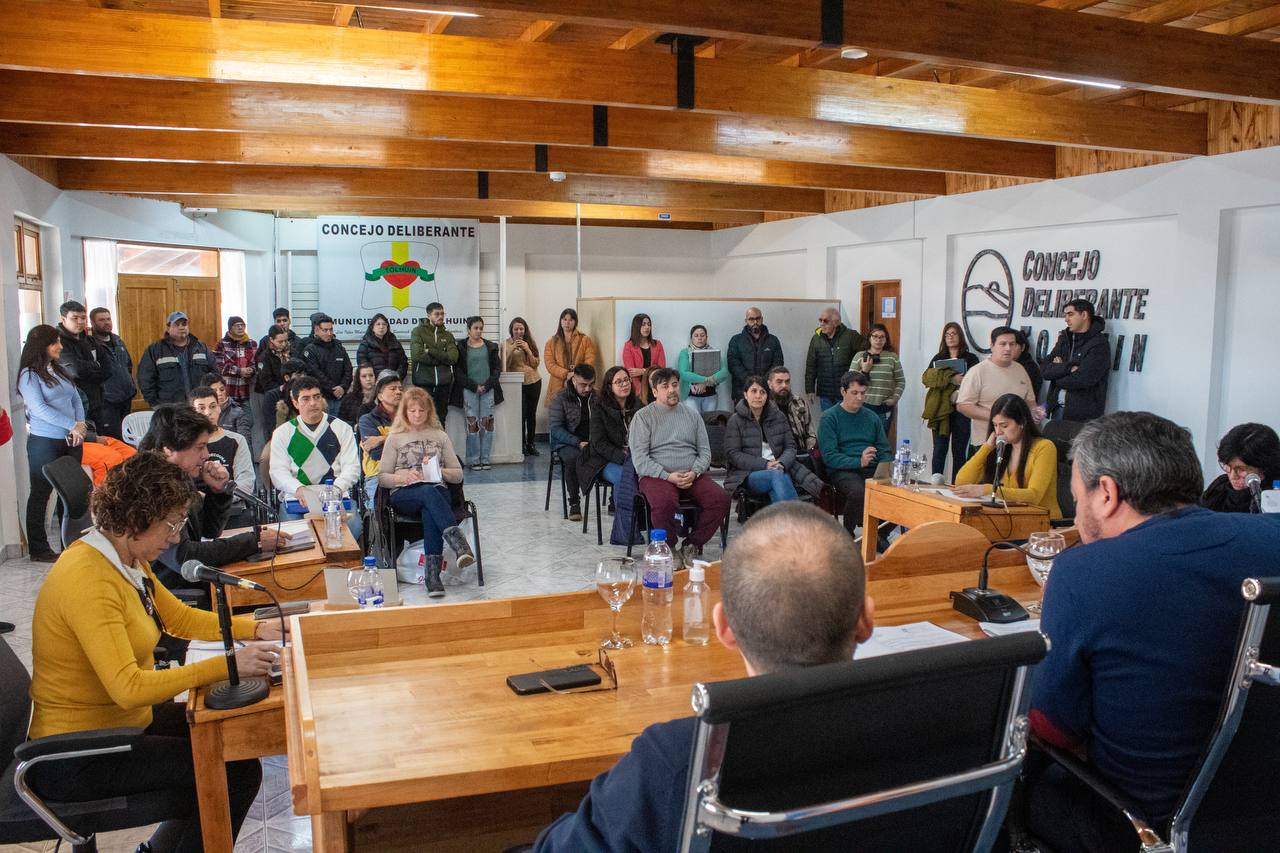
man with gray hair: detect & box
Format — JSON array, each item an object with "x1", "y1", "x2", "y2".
[
  {"x1": 533, "y1": 502, "x2": 875, "y2": 852},
  {"x1": 805, "y1": 306, "x2": 865, "y2": 412},
  {"x1": 1024, "y1": 411, "x2": 1280, "y2": 852}
]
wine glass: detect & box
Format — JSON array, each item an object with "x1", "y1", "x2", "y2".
[
  {"x1": 347, "y1": 568, "x2": 369, "y2": 608},
  {"x1": 1025, "y1": 531, "x2": 1066, "y2": 614},
  {"x1": 596, "y1": 557, "x2": 637, "y2": 649},
  {"x1": 911, "y1": 453, "x2": 928, "y2": 491}
]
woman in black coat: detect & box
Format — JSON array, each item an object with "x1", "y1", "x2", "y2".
[
  {"x1": 1201, "y1": 423, "x2": 1280, "y2": 513},
  {"x1": 356, "y1": 313, "x2": 408, "y2": 379},
  {"x1": 724, "y1": 375, "x2": 823, "y2": 503},
  {"x1": 579, "y1": 366, "x2": 641, "y2": 494}
]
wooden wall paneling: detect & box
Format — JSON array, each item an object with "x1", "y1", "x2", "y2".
[{"x1": 5, "y1": 155, "x2": 57, "y2": 185}]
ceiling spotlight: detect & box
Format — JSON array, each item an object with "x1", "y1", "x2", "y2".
[
  {"x1": 548, "y1": 171, "x2": 567, "y2": 183},
  {"x1": 840, "y1": 47, "x2": 869, "y2": 60}
]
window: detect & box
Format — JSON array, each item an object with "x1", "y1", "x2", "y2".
[
  {"x1": 117, "y1": 243, "x2": 219, "y2": 277},
  {"x1": 15, "y1": 220, "x2": 43, "y2": 339}
]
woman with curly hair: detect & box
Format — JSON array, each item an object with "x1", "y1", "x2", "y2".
[{"x1": 27, "y1": 452, "x2": 283, "y2": 852}]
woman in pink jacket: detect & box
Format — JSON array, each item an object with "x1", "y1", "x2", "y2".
[{"x1": 620, "y1": 313, "x2": 665, "y2": 403}]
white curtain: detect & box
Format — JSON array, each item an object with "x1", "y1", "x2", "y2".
[
  {"x1": 82, "y1": 238, "x2": 118, "y2": 316},
  {"x1": 219, "y1": 250, "x2": 247, "y2": 330}
]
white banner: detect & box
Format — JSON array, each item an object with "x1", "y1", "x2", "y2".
[{"x1": 317, "y1": 217, "x2": 480, "y2": 338}]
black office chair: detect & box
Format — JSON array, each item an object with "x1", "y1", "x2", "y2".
[
  {"x1": 626, "y1": 492, "x2": 730, "y2": 558},
  {"x1": 373, "y1": 482, "x2": 484, "y2": 586},
  {"x1": 678, "y1": 632, "x2": 1047, "y2": 851},
  {"x1": 42, "y1": 457, "x2": 94, "y2": 550},
  {"x1": 544, "y1": 450, "x2": 569, "y2": 519},
  {"x1": 703, "y1": 411, "x2": 731, "y2": 470},
  {"x1": 1025, "y1": 576, "x2": 1280, "y2": 852},
  {"x1": 0, "y1": 638, "x2": 188, "y2": 852},
  {"x1": 580, "y1": 476, "x2": 614, "y2": 545},
  {"x1": 1040, "y1": 420, "x2": 1083, "y2": 525}
]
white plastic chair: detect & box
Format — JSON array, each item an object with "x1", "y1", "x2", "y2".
[{"x1": 121, "y1": 410, "x2": 154, "y2": 448}]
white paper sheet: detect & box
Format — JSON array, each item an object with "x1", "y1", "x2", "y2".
[
  {"x1": 854, "y1": 621, "x2": 970, "y2": 659},
  {"x1": 979, "y1": 619, "x2": 1041, "y2": 637}
]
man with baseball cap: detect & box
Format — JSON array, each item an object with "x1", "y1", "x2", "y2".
[
  {"x1": 300, "y1": 312, "x2": 353, "y2": 415},
  {"x1": 137, "y1": 310, "x2": 214, "y2": 407}
]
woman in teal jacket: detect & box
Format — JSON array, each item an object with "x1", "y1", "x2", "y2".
[{"x1": 676, "y1": 324, "x2": 729, "y2": 414}]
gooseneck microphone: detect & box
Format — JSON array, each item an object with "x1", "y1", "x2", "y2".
[
  {"x1": 986, "y1": 437, "x2": 1008, "y2": 507},
  {"x1": 223, "y1": 479, "x2": 278, "y2": 520},
  {"x1": 180, "y1": 559, "x2": 270, "y2": 710},
  {"x1": 1246, "y1": 473, "x2": 1263, "y2": 513},
  {"x1": 180, "y1": 559, "x2": 267, "y2": 592}
]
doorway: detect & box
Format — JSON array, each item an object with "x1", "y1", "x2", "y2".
[
  {"x1": 860, "y1": 279, "x2": 903, "y2": 444},
  {"x1": 117, "y1": 273, "x2": 221, "y2": 409}
]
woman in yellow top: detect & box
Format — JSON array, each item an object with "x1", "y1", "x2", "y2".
[
  {"x1": 28, "y1": 451, "x2": 284, "y2": 852},
  {"x1": 954, "y1": 393, "x2": 1062, "y2": 519},
  {"x1": 543, "y1": 308, "x2": 598, "y2": 408}
]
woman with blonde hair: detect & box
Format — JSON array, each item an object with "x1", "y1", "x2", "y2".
[{"x1": 379, "y1": 386, "x2": 473, "y2": 596}]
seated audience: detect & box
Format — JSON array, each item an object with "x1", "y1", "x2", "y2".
[
  {"x1": 260, "y1": 357, "x2": 306, "y2": 436},
  {"x1": 1200, "y1": 422, "x2": 1280, "y2": 513},
  {"x1": 80, "y1": 431, "x2": 136, "y2": 487},
  {"x1": 137, "y1": 311, "x2": 214, "y2": 407},
  {"x1": 580, "y1": 366, "x2": 641, "y2": 492},
  {"x1": 818, "y1": 371, "x2": 890, "y2": 541},
  {"x1": 214, "y1": 315, "x2": 257, "y2": 406},
  {"x1": 338, "y1": 364, "x2": 377, "y2": 426},
  {"x1": 767, "y1": 366, "x2": 817, "y2": 455},
  {"x1": 850, "y1": 323, "x2": 906, "y2": 430},
  {"x1": 549, "y1": 364, "x2": 597, "y2": 522},
  {"x1": 725, "y1": 375, "x2": 822, "y2": 505},
  {"x1": 356, "y1": 312, "x2": 408, "y2": 380},
  {"x1": 533, "y1": 502, "x2": 875, "y2": 851},
  {"x1": 207, "y1": 374, "x2": 253, "y2": 442},
  {"x1": 268, "y1": 376, "x2": 362, "y2": 540},
  {"x1": 1025, "y1": 411, "x2": 1280, "y2": 851},
  {"x1": 621, "y1": 313, "x2": 665, "y2": 402},
  {"x1": 357, "y1": 370, "x2": 404, "y2": 499},
  {"x1": 957, "y1": 326, "x2": 1039, "y2": 458},
  {"x1": 191, "y1": 385, "x2": 257, "y2": 528},
  {"x1": 629, "y1": 367, "x2": 731, "y2": 567},
  {"x1": 677, "y1": 324, "x2": 728, "y2": 415},
  {"x1": 27, "y1": 452, "x2": 280, "y2": 852},
  {"x1": 953, "y1": 393, "x2": 1061, "y2": 519},
  {"x1": 378, "y1": 386, "x2": 474, "y2": 597}
]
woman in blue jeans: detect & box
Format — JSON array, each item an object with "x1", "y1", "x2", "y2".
[
  {"x1": 580, "y1": 366, "x2": 641, "y2": 495},
  {"x1": 453, "y1": 316, "x2": 504, "y2": 469},
  {"x1": 16, "y1": 325, "x2": 87, "y2": 562},
  {"x1": 724, "y1": 376, "x2": 825, "y2": 505},
  {"x1": 379, "y1": 387, "x2": 474, "y2": 598}
]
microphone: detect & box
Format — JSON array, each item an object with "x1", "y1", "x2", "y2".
[
  {"x1": 986, "y1": 437, "x2": 1008, "y2": 507},
  {"x1": 1246, "y1": 472, "x2": 1262, "y2": 498},
  {"x1": 224, "y1": 480, "x2": 278, "y2": 519},
  {"x1": 181, "y1": 559, "x2": 267, "y2": 592},
  {"x1": 994, "y1": 436, "x2": 1008, "y2": 467}
]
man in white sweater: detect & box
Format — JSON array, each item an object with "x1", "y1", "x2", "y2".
[{"x1": 630, "y1": 368, "x2": 731, "y2": 565}]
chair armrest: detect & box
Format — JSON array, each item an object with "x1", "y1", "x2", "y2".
[
  {"x1": 14, "y1": 727, "x2": 145, "y2": 762},
  {"x1": 1029, "y1": 735, "x2": 1168, "y2": 847}
]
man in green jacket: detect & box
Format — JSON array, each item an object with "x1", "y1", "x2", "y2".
[
  {"x1": 805, "y1": 307, "x2": 865, "y2": 412},
  {"x1": 411, "y1": 302, "x2": 460, "y2": 424}
]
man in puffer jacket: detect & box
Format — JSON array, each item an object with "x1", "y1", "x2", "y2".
[
  {"x1": 137, "y1": 311, "x2": 214, "y2": 407},
  {"x1": 805, "y1": 308, "x2": 865, "y2": 411},
  {"x1": 301, "y1": 312, "x2": 353, "y2": 415},
  {"x1": 1040, "y1": 298, "x2": 1111, "y2": 423}
]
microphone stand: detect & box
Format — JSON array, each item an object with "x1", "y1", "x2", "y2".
[
  {"x1": 204, "y1": 583, "x2": 270, "y2": 710},
  {"x1": 949, "y1": 541, "x2": 1030, "y2": 624}
]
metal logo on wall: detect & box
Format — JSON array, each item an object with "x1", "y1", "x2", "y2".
[{"x1": 960, "y1": 249, "x2": 1015, "y2": 354}]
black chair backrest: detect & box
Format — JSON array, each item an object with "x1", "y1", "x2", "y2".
[
  {"x1": 703, "y1": 411, "x2": 730, "y2": 470},
  {"x1": 42, "y1": 456, "x2": 94, "y2": 549},
  {"x1": 1040, "y1": 420, "x2": 1083, "y2": 519},
  {"x1": 681, "y1": 632, "x2": 1046, "y2": 852},
  {"x1": 1174, "y1": 577, "x2": 1280, "y2": 852},
  {"x1": 0, "y1": 639, "x2": 31, "y2": 776}
]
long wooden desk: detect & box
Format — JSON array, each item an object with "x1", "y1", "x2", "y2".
[
  {"x1": 220, "y1": 516, "x2": 363, "y2": 607},
  {"x1": 282, "y1": 561, "x2": 1041, "y2": 852},
  {"x1": 862, "y1": 480, "x2": 1051, "y2": 565}
]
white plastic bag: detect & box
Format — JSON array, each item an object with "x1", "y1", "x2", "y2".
[{"x1": 394, "y1": 529, "x2": 477, "y2": 586}]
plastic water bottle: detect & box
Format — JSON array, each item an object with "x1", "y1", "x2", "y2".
[
  {"x1": 893, "y1": 438, "x2": 912, "y2": 486},
  {"x1": 1261, "y1": 480, "x2": 1280, "y2": 514},
  {"x1": 361, "y1": 556, "x2": 384, "y2": 608},
  {"x1": 682, "y1": 560, "x2": 711, "y2": 645},
  {"x1": 322, "y1": 485, "x2": 344, "y2": 549},
  {"x1": 641, "y1": 530, "x2": 674, "y2": 646}
]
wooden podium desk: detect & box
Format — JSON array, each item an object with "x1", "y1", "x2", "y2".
[
  {"x1": 283, "y1": 562, "x2": 1040, "y2": 852},
  {"x1": 219, "y1": 517, "x2": 363, "y2": 607},
  {"x1": 862, "y1": 480, "x2": 1051, "y2": 565}
]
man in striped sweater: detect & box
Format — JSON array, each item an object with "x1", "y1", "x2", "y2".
[{"x1": 629, "y1": 368, "x2": 731, "y2": 567}]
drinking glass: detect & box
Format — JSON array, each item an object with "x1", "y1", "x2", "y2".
[
  {"x1": 347, "y1": 568, "x2": 369, "y2": 608},
  {"x1": 596, "y1": 557, "x2": 637, "y2": 649},
  {"x1": 1025, "y1": 531, "x2": 1066, "y2": 614},
  {"x1": 911, "y1": 453, "x2": 929, "y2": 491}
]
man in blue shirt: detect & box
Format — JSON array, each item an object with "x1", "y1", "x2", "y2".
[
  {"x1": 1025, "y1": 411, "x2": 1280, "y2": 852},
  {"x1": 533, "y1": 502, "x2": 876, "y2": 852},
  {"x1": 817, "y1": 370, "x2": 891, "y2": 540}
]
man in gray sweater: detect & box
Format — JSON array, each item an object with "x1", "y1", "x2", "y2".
[{"x1": 630, "y1": 368, "x2": 731, "y2": 565}]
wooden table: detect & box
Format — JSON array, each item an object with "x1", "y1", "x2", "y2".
[
  {"x1": 282, "y1": 561, "x2": 1041, "y2": 852},
  {"x1": 861, "y1": 480, "x2": 1051, "y2": 565},
  {"x1": 220, "y1": 516, "x2": 363, "y2": 607}
]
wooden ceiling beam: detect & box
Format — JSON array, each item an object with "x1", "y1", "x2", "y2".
[
  {"x1": 55, "y1": 161, "x2": 828, "y2": 213},
  {"x1": 383, "y1": 0, "x2": 1280, "y2": 102},
  {"x1": 0, "y1": 124, "x2": 949, "y2": 194},
  {"x1": 607, "y1": 28, "x2": 656, "y2": 50},
  {"x1": 0, "y1": 4, "x2": 1207, "y2": 153},
  {"x1": 332, "y1": 4, "x2": 355, "y2": 26},
  {"x1": 0, "y1": 72, "x2": 1057, "y2": 177},
  {"x1": 422, "y1": 13, "x2": 452, "y2": 34},
  {"x1": 207, "y1": 0, "x2": 221, "y2": 18},
  {"x1": 1125, "y1": 0, "x2": 1236, "y2": 26},
  {"x1": 517, "y1": 19, "x2": 561, "y2": 42}
]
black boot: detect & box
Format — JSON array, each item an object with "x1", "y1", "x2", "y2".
[
  {"x1": 425, "y1": 554, "x2": 445, "y2": 598},
  {"x1": 526, "y1": 441, "x2": 540, "y2": 456},
  {"x1": 442, "y1": 525, "x2": 476, "y2": 569}
]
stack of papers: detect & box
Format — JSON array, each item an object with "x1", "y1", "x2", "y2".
[
  {"x1": 855, "y1": 622, "x2": 969, "y2": 659},
  {"x1": 979, "y1": 619, "x2": 1041, "y2": 637}
]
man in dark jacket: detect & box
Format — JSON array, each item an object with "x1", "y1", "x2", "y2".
[
  {"x1": 1040, "y1": 298, "x2": 1111, "y2": 422},
  {"x1": 55, "y1": 300, "x2": 111, "y2": 429},
  {"x1": 805, "y1": 307, "x2": 865, "y2": 411},
  {"x1": 88, "y1": 307, "x2": 136, "y2": 439},
  {"x1": 258, "y1": 306, "x2": 300, "y2": 356},
  {"x1": 533, "y1": 502, "x2": 875, "y2": 852},
  {"x1": 549, "y1": 364, "x2": 596, "y2": 521},
  {"x1": 411, "y1": 302, "x2": 460, "y2": 425},
  {"x1": 726, "y1": 306, "x2": 785, "y2": 402},
  {"x1": 136, "y1": 311, "x2": 214, "y2": 407},
  {"x1": 301, "y1": 312, "x2": 353, "y2": 414}
]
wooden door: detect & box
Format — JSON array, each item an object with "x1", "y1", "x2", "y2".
[{"x1": 117, "y1": 274, "x2": 221, "y2": 409}]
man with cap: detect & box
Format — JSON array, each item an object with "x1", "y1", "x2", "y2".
[
  {"x1": 214, "y1": 316, "x2": 257, "y2": 407},
  {"x1": 357, "y1": 370, "x2": 404, "y2": 500},
  {"x1": 258, "y1": 306, "x2": 300, "y2": 356},
  {"x1": 300, "y1": 312, "x2": 353, "y2": 415},
  {"x1": 137, "y1": 310, "x2": 214, "y2": 407}
]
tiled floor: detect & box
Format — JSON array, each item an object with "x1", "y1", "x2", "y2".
[{"x1": 0, "y1": 450, "x2": 729, "y2": 853}]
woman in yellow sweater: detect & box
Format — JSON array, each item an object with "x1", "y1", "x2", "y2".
[
  {"x1": 954, "y1": 393, "x2": 1062, "y2": 519},
  {"x1": 28, "y1": 451, "x2": 284, "y2": 852}
]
